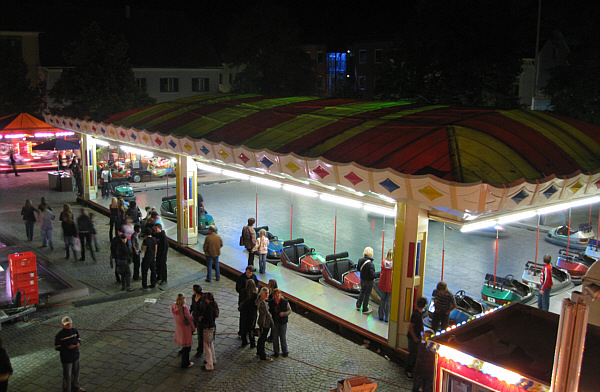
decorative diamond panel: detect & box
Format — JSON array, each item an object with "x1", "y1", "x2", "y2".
[
  {"x1": 239, "y1": 153, "x2": 250, "y2": 164},
  {"x1": 101, "y1": 128, "x2": 106, "y2": 134},
  {"x1": 379, "y1": 178, "x2": 400, "y2": 193},
  {"x1": 511, "y1": 189, "x2": 529, "y2": 204},
  {"x1": 344, "y1": 172, "x2": 363, "y2": 186},
  {"x1": 120, "y1": 130, "x2": 126, "y2": 138},
  {"x1": 183, "y1": 142, "x2": 192, "y2": 152},
  {"x1": 154, "y1": 137, "x2": 163, "y2": 146},
  {"x1": 543, "y1": 185, "x2": 558, "y2": 198},
  {"x1": 419, "y1": 185, "x2": 443, "y2": 201},
  {"x1": 219, "y1": 150, "x2": 229, "y2": 159},
  {"x1": 131, "y1": 133, "x2": 137, "y2": 140},
  {"x1": 570, "y1": 181, "x2": 583, "y2": 193},
  {"x1": 260, "y1": 156, "x2": 274, "y2": 168},
  {"x1": 84, "y1": 125, "x2": 88, "y2": 130},
  {"x1": 285, "y1": 161, "x2": 300, "y2": 173},
  {"x1": 142, "y1": 135, "x2": 149, "y2": 143},
  {"x1": 168, "y1": 140, "x2": 177, "y2": 149},
  {"x1": 312, "y1": 165, "x2": 329, "y2": 179},
  {"x1": 200, "y1": 145, "x2": 210, "y2": 155}
]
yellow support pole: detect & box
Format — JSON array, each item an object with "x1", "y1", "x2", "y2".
[
  {"x1": 80, "y1": 134, "x2": 98, "y2": 200},
  {"x1": 176, "y1": 155, "x2": 198, "y2": 245}
]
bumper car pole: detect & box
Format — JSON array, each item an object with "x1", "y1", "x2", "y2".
[
  {"x1": 255, "y1": 184, "x2": 258, "y2": 227},
  {"x1": 566, "y1": 208, "x2": 571, "y2": 256},
  {"x1": 441, "y1": 222, "x2": 446, "y2": 281},
  {"x1": 333, "y1": 208, "x2": 337, "y2": 254},
  {"x1": 534, "y1": 215, "x2": 540, "y2": 272},
  {"x1": 381, "y1": 215, "x2": 386, "y2": 262},
  {"x1": 290, "y1": 199, "x2": 293, "y2": 240},
  {"x1": 494, "y1": 228, "x2": 499, "y2": 286}
]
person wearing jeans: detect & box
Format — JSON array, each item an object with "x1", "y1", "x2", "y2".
[
  {"x1": 21, "y1": 199, "x2": 38, "y2": 241},
  {"x1": 378, "y1": 249, "x2": 394, "y2": 322},
  {"x1": 269, "y1": 289, "x2": 291, "y2": 357},
  {"x1": 39, "y1": 206, "x2": 55, "y2": 250},
  {"x1": 538, "y1": 254, "x2": 553, "y2": 311},
  {"x1": 355, "y1": 247, "x2": 376, "y2": 314},
  {"x1": 203, "y1": 225, "x2": 223, "y2": 282},
  {"x1": 256, "y1": 287, "x2": 274, "y2": 361},
  {"x1": 242, "y1": 218, "x2": 257, "y2": 267},
  {"x1": 253, "y1": 228, "x2": 270, "y2": 274}
]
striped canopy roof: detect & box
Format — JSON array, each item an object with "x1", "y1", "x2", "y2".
[{"x1": 103, "y1": 94, "x2": 600, "y2": 185}]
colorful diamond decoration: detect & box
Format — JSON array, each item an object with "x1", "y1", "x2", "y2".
[
  {"x1": 379, "y1": 178, "x2": 400, "y2": 193},
  {"x1": 120, "y1": 130, "x2": 126, "y2": 138},
  {"x1": 200, "y1": 145, "x2": 210, "y2": 155},
  {"x1": 92, "y1": 126, "x2": 96, "y2": 131},
  {"x1": 101, "y1": 127, "x2": 106, "y2": 134},
  {"x1": 168, "y1": 140, "x2": 177, "y2": 149},
  {"x1": 154, "y1": 137, "x2": 163, "y2": 146},
  {"x1": 131, "y1": 133, "x2": 137, "y2": 140},
  {"x1": 183, "y1": 142, "x2": 192, "y2": 151},
  {"x1": 261, "y1": 156, "x2": 274, "y2": 168},
  {"x1": 344, "y1": 171, "x2": 363, "y2": 186},
  {"x1": 285, "y1": 161, "x2": 300, "y2": 173},
  {"x1": 109, "y1": 129, "x2": 115, "y2": 136},
  {"x1": 511, "y1": 189, "x2": 529, "y2": 204},
  {"x1": 142, "y1": 135, "x2": 149, "y2": 143},
  {"x1": 62, "y1": 120, "x2": 66, "y2": 125},
  {"x1": 419, "y1": 185, "x2": 443, "y2": 201},
  {"x1": 570, "y1": 181, "x2": 583, "y2": 193},
  {"x1": 239, "y1": 153, "x2": 250, "y2": 164},
  {"x1": 312, "y1": 165, "x2": 329, "y2": 179},
  {"x1": 83, "y1": 125, "x2": 88, "y2": 130},
  {"x1": 76, "y1": 123, "x2": 80, "y2": 129},
  {"x1": 219, "y1": 150, "x2": 229, "y2": 159},
  {"x1": 543, "y1": 185, "x2": 558, "y2": 198}
]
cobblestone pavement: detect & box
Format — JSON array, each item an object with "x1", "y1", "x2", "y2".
[{"x1": 0, "y1": 172, "x2": 411, "y2": 391}]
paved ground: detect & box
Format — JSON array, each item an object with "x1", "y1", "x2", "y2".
[{"x1": 0, "y1": 172, "x2": 411, "y2": 392}]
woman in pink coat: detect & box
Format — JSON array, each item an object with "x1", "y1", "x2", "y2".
[
  {"x1": 171, "y1": 293, "x2": 196, "y2": 368},
  {"x1": 378, "y1": 249, "x2": 394, "y2": 322}
]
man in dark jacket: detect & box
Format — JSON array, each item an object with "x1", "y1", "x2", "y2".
[
  {"x1": 236, "y1": 266, "x2": 259, "y2": 337},
  {"x1": 54, "y1": 316, "x2": 85, "y2": 392},
  {"x1": 412, "y1": 330, "x2": 435, "y2": 392},
  {"x1": 203, "y1": 225, "x2": 223, "y2": 282},
  {"x1": 76, "y1": 209, "x2": 96, "y2": 262},
  {"x1": 141, "y1": 228, "x2": 157, "y2": 289},
  {"x1": 110, "y1": 228, "x2": 125, "y2": 283},
  {"x1": 355, "y1": 246, "x2": 376, "y2": 314},
  {"x1": 154, "y1": 224, "x2": 169, "y2": 285},
  {"x1": 115, "y1": 234, "x2": 133, "y2": 291}
]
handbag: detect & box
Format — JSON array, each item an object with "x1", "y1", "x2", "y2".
[
  {"x1": 72, "y1": 237, "x2": 81, "y2": 252},
  {"x1": 183, "y1": 310, "x2": 189, "y2": 326},
  {"x1": 239, "y1": 235, "x2": 244, "y2": 246}
]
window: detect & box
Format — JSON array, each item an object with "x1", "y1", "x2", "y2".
[
  {"x1": 317, "y1": 51, "x2": 324, "y2": 64},
  {"x1": 374, "y1": 49, "x2": 382, "y2": 64},
  {"x1": 316, "y1": 75, "x2": 323, "y2": 90},
  {"x1": 192, "y1": 77, "x2": 210, "y2": 92},
  {"x1": 359, "y1": 50, "x2": 367, "y2": 64},
  {"x1": 358, "y1": 76, "x2": 366, "y2": 90},
  {"x1": 160, "y1": 77, "x2": 179, "y2": 93},
  {"x1": 135, "y1": 78, "x2": 146, "y2": 91}
]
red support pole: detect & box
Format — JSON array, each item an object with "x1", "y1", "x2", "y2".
[
  {"x1": 494, "y1": 229, "x2": 499, "y2": 286},
  {"x1": 566, "y1": 209, "x2": 571, "y2": 256},
  {"x1": 255, "y1": 188, "x2": 258, "y2": 227},
  {"x1": 534, "y1": 216, "x2": 540, "y2": 272},
  {"x1": 589, "y1": 204, "x2": 592, "y2": 228},
  {"x1": 290, "y1": 203, "x2": 293, "y2": 240},
  {"x1": 596, "y1": 209, "x2": 600, "y2": 248},
  {"x1": 441, "y1": 223, "x2": 446, "y2": 281},
  {"x1": 381, "y1": 215, "x2": 386, "y2": 261},
  {"x1": 333, "y1": 209, "x2": 337, "y2": 254}
]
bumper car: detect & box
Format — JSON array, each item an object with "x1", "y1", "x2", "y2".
[
  {"x1": 584, "y1": 239, "x2": 600, "y2": 260},
  {"x1": 159, "y1": 195, "x2": 215, "y2": 235},
  {"x1": 279, "y1": 238, "x2": 324, "y2": 280},
  {"x1": 425, "y1": 290, "x2": 488, "y2": 328},
  {"x1": 254, "y1": 226, "x2": 283, "y2": 260},
  {"x1": 320, "y1": 252, "x2": 361, "y2": 296},
  {"x1": 556, "y1": 248, "x2": 596, "y2": 283},
  {"x1": 545, "y1": 223, "x2": 594, "y2": 250},
  {"x1": 481, "y1": 274, "x2": 534, "y2": 307},
  {"x1": 111, "y1": 182, "x2": 136, "y2": 202},
  {"x1": 151, "y1": 166, "x2": 175, "y2": 178},
  {"x1": 522, "y1": 260, "x2": 573, "y2": 292}
]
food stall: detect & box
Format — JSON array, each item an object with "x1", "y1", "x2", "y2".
[{"x1": 427, "y1": 302, "x2": 599, "y2": 392}]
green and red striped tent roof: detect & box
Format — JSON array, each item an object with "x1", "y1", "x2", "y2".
[{"x1": 103, "y1": 94, "x2": 600, "y2": 185}]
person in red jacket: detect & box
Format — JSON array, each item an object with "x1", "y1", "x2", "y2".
[
  {"x1": 378, "y1": 249, "x2": 393, "y2": 322},
  {"x1": 538, "y1": 254, "x2": 553, "y2": 311}
]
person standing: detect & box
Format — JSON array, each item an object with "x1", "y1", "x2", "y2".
[
  {"x1": 76, "y1": 209, "x2": 96, "y2": 262},
  {"x1": 101, "y1": 167, "x2": 111, "y2": 199},
  {"x1": 54, "y1": 316, "x2": 85, "y2": 392},
  {"x1": 200, "y1": 292, "x2": 218, "y2": 371},
  {"x1": 39, "y1": 205, "x2": 55, "y2": 250},
  {"x1": 9, "y1": 151, "x2": 18, "y2": 177},
  {"x1": 131, "y1": 224, "x2": 141, "y2": 281},
  {"x1": 431, "y1": 281, "x2": 456, "y2": 332},
  {"x1": 190, "y1": 285, "x2": 204, "y2": 358},
  {"x1": 171, "y1": 294, "x2": 195, "y2": 369},
  {"x1": 203, "y1": 225, "x2": 223, "y2": 282},
  {"x1": 124, "y1": 200, "x2": 142, "y2": 226},
  {"x1": 236, "y1": 266, "x2": 259, "y2": 338},
  {"x1": 256, "y1": 287, "x2": 274, "y2": 362},
  {"x1": 269, "y1": 289, "x2": 291, "y2": 358},
  {"x1": 140, "y1": 228, "x2": 157, "y2": 289},
  {"x1": 71, "y1": 159, "x2": 83, "y2": 196},
  {"x1": 253, "y1": 228, "x2": 270, "y2": 274},
  {"x1": 115, "y1": 234, "x2": 133, "y2": 291},
  {"x1": 406, "y1": 297, "x2": 428, "y2": 379},
  {"x1": 378, "y1": 249, "x2": 394, "y2": 322},
  {"x1": 61, "y1": 213, "x2": 78, "y2": 260},
  {"x1": 108, "y1": 198, "x2": 120, "y2": 240},
  {"x1": 239, "y1": 279, "x2": 258, "y2": 348},
  {"x1": 412, "y1": 330, "x2": 435, "y2": 392},
  {"x1": 355, "y1": 247, "x2": 376, "y2": 314},
  {"x1": 538, "y1": 254, "x2": 553, "y2": 311},
  {"x1": 21, "y1": 199, "x2": 38, "y2": 241},
  {"x1": 154, "y1": 223, "x2": 169, "y2": 285},
  {"x1": 242, "y1": 218, "x2": 257, "y2": 266},
  {"x1": 38, "y1": 197, "x2": 52, "y2": 212},
  {"x1": 0, "y1": 337, "x2": 13, "y2": 392}
]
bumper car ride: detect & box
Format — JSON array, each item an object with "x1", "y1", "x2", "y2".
[
  {"x1": 425, "y1": 290, "x2": 488, "y2": 328},
  {"x1": 279, "y1": 238, "x2": 324, "y2": 280},
  {"x1": 584, "y1": 239, "x2": 600, "y2": 260},
  {"x1": 159, "y1": 195, "x2": 216, "y2": 235},
  {"x1": 111, "y1": 182, "x2": 136, "y2": 201},
  {"x1": 522, "y1": 260, "x2": 573, "y2": 292},
  {"x1": 545, "y1": 223, "x2": 594, "y2": 250},
  {"x1": 254, "y1": 226, "x2": 283, "y2": 260},
  {"x1": 481, "y1": 274, "x2": 534, "y2": 307},
  {"x1": 320, "y1": 252, "x2": 361, "y2": 296},
  {"x1": 556, "y1": 248, "x2": 596, "y2": 283}
]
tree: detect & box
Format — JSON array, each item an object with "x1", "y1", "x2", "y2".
[
  {"x1": 50, "y1": 23, "x2": 154, "y2": 121},
  {"x1": 226, "y1": 0, "x2": 315, "y2": 96},
  {"x1": 0, "y1": 39, "x2": 39, "y2": 116}
]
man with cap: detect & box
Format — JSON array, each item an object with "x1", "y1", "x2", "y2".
[{"x1": 54, "y1": 316, "x2": 85, "y2": 392}]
